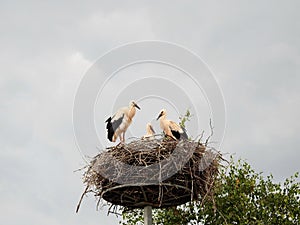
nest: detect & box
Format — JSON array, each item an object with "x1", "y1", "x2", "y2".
[{"x1": 76, "y1": 136, "x2": 221, "y2": 212}]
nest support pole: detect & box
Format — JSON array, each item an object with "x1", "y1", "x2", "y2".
[{"x1": 144, "y1": 206, "x2": 152, "y2": 225}]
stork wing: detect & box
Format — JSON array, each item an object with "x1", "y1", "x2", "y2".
[
  {"x1": 110, "y1": 108, "x2": 128, "y2": 130},
  {"x1": 105, "y1": 113, "x2": 125, "y2": 141},
  {"x1": 111, "y1": 114, "x2": 125, "y2": 131},
  {"x1": 169, "y1": 121, "x2": 188, "y2": 140},
  {"x1": 169, "y1": 121, "x2": 182, "y2": 131}
]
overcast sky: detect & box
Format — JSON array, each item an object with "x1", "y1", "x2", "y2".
[{"x1": 1, "y1": 1, "x2": 300, "y2": 224}]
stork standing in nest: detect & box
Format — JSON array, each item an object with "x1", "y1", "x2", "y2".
[
  {"x1": 156, "y1": 109, "x2": 188, "y2": 140},
  {"x1": 142, "y1": 123, "x2": 156, "y2": 139},
  {"x1": 105, "y1": 100, "x2": 140, "y2": 143}
]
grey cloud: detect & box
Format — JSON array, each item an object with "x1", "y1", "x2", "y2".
[{"x1": 1, "y1": 1, "x2": 299, "y2": 224}]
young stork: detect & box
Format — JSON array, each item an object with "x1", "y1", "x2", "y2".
[
  {"x1": 142, "y1": 123, "x2": 156, "y2": 139},
  {"x1": 105, "y1": 100, "x2": 140, "y2": 143},
  {"x1": 156, "y1": 109, "x2": 188, "y2": 140}
]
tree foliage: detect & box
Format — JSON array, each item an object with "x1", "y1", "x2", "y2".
[
  {"x1": 179, "y1": 109, "x2": 192, "y2": 128},
  {"x1": 120, "y1": 157, "x2": 300, "y2": 225}
]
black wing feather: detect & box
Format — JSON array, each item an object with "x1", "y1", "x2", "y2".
[
  {"x1": 170, "y1": 126, "x2": 188, "y2": 140},
  {"x1": 171, "y1": 129, "x2": 181, "y2": 139},
  {"x1": 105, "y1": 114, "x2": 124, "y2": 141}
]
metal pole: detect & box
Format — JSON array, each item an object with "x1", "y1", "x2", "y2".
[{"x1": 144, "y1": 206, "x2": 152, "y2": 225}]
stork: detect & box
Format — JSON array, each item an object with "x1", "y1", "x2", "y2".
[
  {"x1": 142, "y1": 123, "x2": 156, "y2": 139},
  {"x1": 105, "y1": 100, "x2": 140, "y2": 143},
  {"x1": 156, "y1": 109, "x2": 188, "y2": 140}
]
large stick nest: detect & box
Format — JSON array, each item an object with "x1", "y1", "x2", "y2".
[{"x1": 77, "y1": 136, "x2": 221, "y2": 212}]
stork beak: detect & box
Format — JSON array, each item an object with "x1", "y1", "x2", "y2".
[
  {"x1": 156, "y1": 113, "x2": 162, "y2": 120},
  {"x1": 134, "y1": 103, "x2": 140, "y2": 110}
]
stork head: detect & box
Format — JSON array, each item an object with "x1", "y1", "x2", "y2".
[
  {"x1": 156, "y1": 109, "x2": 166, "y2": 120},
  {"x1": 130, "y1": 100, "x2": 140, "y2": 110}
]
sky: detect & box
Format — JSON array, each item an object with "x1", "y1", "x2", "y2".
[{"x1": 1, "y1": 1, "x2": 300, "y2": 224}]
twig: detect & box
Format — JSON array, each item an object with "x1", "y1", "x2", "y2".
[
  {"x1": 205, "y1": 119, "x2": 214, "y2": 146},
  {"x1": 76, "y1": 185, "x2": 89, "y2": 213}
]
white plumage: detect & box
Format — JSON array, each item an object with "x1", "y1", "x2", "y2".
[
  {"x1": 142, "y1": 123, "x2": 156, "y2": 139},
  {"x1": 105, "y1": 101, "x2": 140, "y2": 143},
  {"x1": 156, "y1": 109, "x2": 188, "y2": 140}
]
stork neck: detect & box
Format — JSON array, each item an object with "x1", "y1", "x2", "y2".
[
  {"x1": 160, "y1": 114, "x2": 166, "y2": 120},
  {"x1": 128, "y1": 106, "x2": 136, "y2": 119},
  {"x1": 159, "y1": 114, "x2": 166, "y2": 126}
]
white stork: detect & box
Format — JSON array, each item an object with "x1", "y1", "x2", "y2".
[
  {"x1": 105, "y1": 100, "x2": 140, "y2": 143},
  {"x1": 156, "y1": 109, "x2": 188, "y2": 140},
  {"x1": 142, "y1": 123, "x2": 156, "y2": 139}
]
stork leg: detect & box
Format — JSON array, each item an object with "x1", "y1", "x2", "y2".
[
  {"x1": 122, "y1": 132, "x2": 125, "y2": 143},
  {"x1": 118, "y1": 134, "x2": 123, "y2": 143}
]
